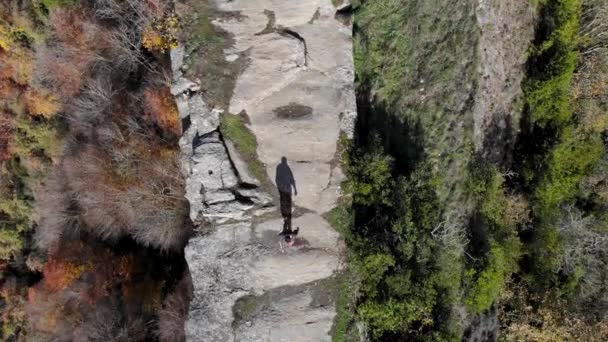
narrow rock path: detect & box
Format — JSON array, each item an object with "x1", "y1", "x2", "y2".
[{"x1": 182, "y1": 1, "x2": 356, "y2": 340}]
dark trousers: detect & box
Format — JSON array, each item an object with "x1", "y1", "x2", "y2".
[{"x1": 279, "y1": 191, "x2": 292, "y2": 232}]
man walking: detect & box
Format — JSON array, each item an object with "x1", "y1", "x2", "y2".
[{"x1": 275, "y1": 156, "x2": 297, "y2": 234}]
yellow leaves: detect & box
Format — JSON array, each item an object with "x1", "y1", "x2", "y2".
[
  {"x1": 0, "y1": 25, "x2": 12, "y2": 51},
  {"x1": 24, "y1": 89, "x2": 61, "y2": 119},
  {"x1": 142, "y1": 14, "x2": 179, "y2": 53},
  {"x1": 142, "y1": 27, "x2": 166, "y2": 52},
  {"x1": 0, "y1": 25, "x2": 34, "y2": 86},
  {"x1": 43, "y1": 248, "x2": 91, "y2": 292}
]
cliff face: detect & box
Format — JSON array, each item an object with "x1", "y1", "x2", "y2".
[
  {"x1": 174, "y1": 0, "x2": 356, "y2": 340},
  {"x1": 351, "y1": 0, "x2": 537, "y2": 339},
  {"x1": 351, "y1": 0, "x2": 608, "y2": 340}
]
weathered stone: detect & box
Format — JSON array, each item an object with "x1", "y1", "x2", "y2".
[
  {"x1": 336, "y1": 1, "x2": 352, "y2": 14},
  {"x1": 234, "y1": 292, "x2": 335, "y2": 342},
  {"x1": 171, "y1": 77, "x2": 199, "y2": 96},
  {"x1": 184, "y1": 212, "x2": 343, "y2": 341},
  {"x1": 204, "y1": 190, "x2": 236, "y2": 205},
  {"x1": 177, "y1": 90, "x2": 267, "y2": 224},
  {"x1": 224, "y1": 139, "x2": 260, "y2": 187},
  {"x1": 234, "y1": 189, "x2": 273, "y2": 207},
  {"x1": 185, "y1": 223, "x2": 254, "y2": 342},
  {"x1": 179, "y1": 0, "x2": 353, "y2": 340},
  {"x1": 192, "y1": 141, "x2": 239, "y2": 191},
  {"x1": 170, "y1": 44, "x2": 186, "y2": 79},
  {"x1": 340, "y1": 110, "x2": 357, "y2": 138},
  {"x1": 473, "y1": 0, "x2": 536, "y2": 163},
  {"x1": 175, "y1": 93, "x2": 190, "y2": 119}
]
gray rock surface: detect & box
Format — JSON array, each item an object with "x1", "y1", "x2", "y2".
[
  {"x1": 234, "y1": 291, "x2": 336, "y2": 342},
  {"x1": 179, "y1": 0, "x2": 355, "y2": 341},
  {"x1": 225, "y1": 140, "x2": 261, "y2": 187},
  {"x1": 184, "y1": 214, "x2": 344, "y2": 342},
  {"x1": 173, "y1": 64, "x2": 269, "y2": 225},
  {"x1": 213, "y1": 0, "x2": 356, "y2": 214}
]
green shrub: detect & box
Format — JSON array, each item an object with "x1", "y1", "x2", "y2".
[
  {"x1": 0, "y1": 229, "x2": 25, "y2": 261},
  {"x1": 219, "y1": 113, "x2": 266, "y2": 183},
  {"x1": 342, "y1": 143, "x2": 458, "y2": 338},
  {"x1": 526, "y1": 0, "x2": 581, "y2": 128},
  {"x1": 332, "y1": 267, "x2": 360, "y2": 342},
  {"x1": 536, "y1": 128, "x2": 604, "y2": 217},
  {"x1": 41, "y1": 0, "x2": 79, "y2": 9},
  {"x1": 359, "y1": 300, "x2": 428, "y2": 339},
  {"x1": 343, "y1": 144, "x2": 394, "y2": 207},
  {"x1": 357, "y1": 253, "x2": 395, "y2": 299},
  {"x1": 466, "y1": 246, "x2": 512, "y2": 313}
]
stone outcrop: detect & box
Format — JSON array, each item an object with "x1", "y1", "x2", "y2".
[
  {"x1": 175, "y1": 0, "x2": 356, "y2": 341},
  {"x1": 172, "y1": 47, "x2": 272, "y2": 226}
]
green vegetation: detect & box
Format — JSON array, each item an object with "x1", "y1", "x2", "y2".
[
  {"x1": 466, "y1": 246, "x2": 509, "y2": 313},
  {"x1": 514, "y1": 0, "x2": 607, "y2": 292},
  {"x1": 463, "y1": 164, "x2": 525, "y2": 314},
  {"x1": 349, "y1": 0, "x2": 608, "y2": 339},
  {"x1": 219, "y1": 113, "x2": 267, "y2": 184},
  {"x1": 525, "y1": 0, "x2": 580, "y2": 128},
  {"x1": 232, "y1": 295, "x2": 261, "y2": 326},
  {"x1": 537, "y1": 129, "x2": 604, "y2": 216},
  {"x1": 338, "y1": 140, "x2": 463, "y2": 339},
  {"x1": 0, "y1": 15, "x2": 60, "y2": 265},
  {"x1": 332, "y1": 268, "x2": 359, "y2": 342},
  {"x1": 41, "y1": 0, "x2": 79, "y2": 9},
  {"x1": 180, "y1": 0, "x2": 238, "y2": 108}
]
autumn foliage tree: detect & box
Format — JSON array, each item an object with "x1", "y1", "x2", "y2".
[{"x1": 0, "y1": 0, "x2": 191, "y2": 340}]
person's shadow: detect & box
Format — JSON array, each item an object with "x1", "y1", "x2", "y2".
[{"x1": 275, "y1": 157, "x2": 297, "y2": 233}]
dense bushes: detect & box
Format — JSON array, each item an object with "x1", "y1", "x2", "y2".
[
  {"x1": 516, "y1": 0, "x2": 608, "y2": 300},
  {"x1": 349, "y1": 0, "x2": 608, "y2": 340},
  {"x1": 526, "y1": 0, "x2": 581, "y2": 128},
  {"x1": 1, "y1": 0, "x2": 192, "y2": 340},
  {"x1": 0, "y1": 0, "x2": 62, "y2": 271},
  {"x1": 499, "y1": 0, "x2": 608, "y2": 335},
  {"x1": 31, "y1": 0, "x2": 192, "y2": 253},
  {"x1": 463, "y1": 164, "x2": 526, "y2": 314},
  {"x1": 339, "y1": 140, "x2": 464, "y2": 340}
]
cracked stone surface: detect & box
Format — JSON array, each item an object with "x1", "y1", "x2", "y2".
[
  {"x1": 182, "y1": 0, "x2": 355, "y2": 341},
  {"x1": 213, "y1": 0, "x2": 356, "y2": 214}
]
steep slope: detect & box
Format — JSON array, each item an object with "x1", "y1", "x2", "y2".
[
  {"x1": 348, "y1": 0, "x2": 536, "y2": 340},
  {"x1": 348, "y1": 0, "x2": 608, "y2": 340}
]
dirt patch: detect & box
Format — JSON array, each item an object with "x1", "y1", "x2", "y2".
[{"x1": 273, "y1": 103, "x2": 314, "y2": 119}]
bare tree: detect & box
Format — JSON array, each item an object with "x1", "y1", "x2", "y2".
[
  {"x1": 580, "y1": 1, "x2": 608, "y2": 56},
  {"x1": 557, "y1": 205, "x2": 608, "y2": 301},
  {"x1": 68, "y1": 76, "x2": 115, "y2": 133}
]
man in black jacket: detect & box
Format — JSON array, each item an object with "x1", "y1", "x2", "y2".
[{"x1": 275, "y1": 156, "x2": 297, "y2": 234}]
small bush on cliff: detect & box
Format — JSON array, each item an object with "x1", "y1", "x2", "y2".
[{"x1": 526, "y1": 0, "x2": 581, "y2": 128}]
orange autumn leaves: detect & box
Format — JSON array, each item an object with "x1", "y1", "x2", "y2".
[{"x1": 144, "y1": 87, "x2": 182, "y2": 137}]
